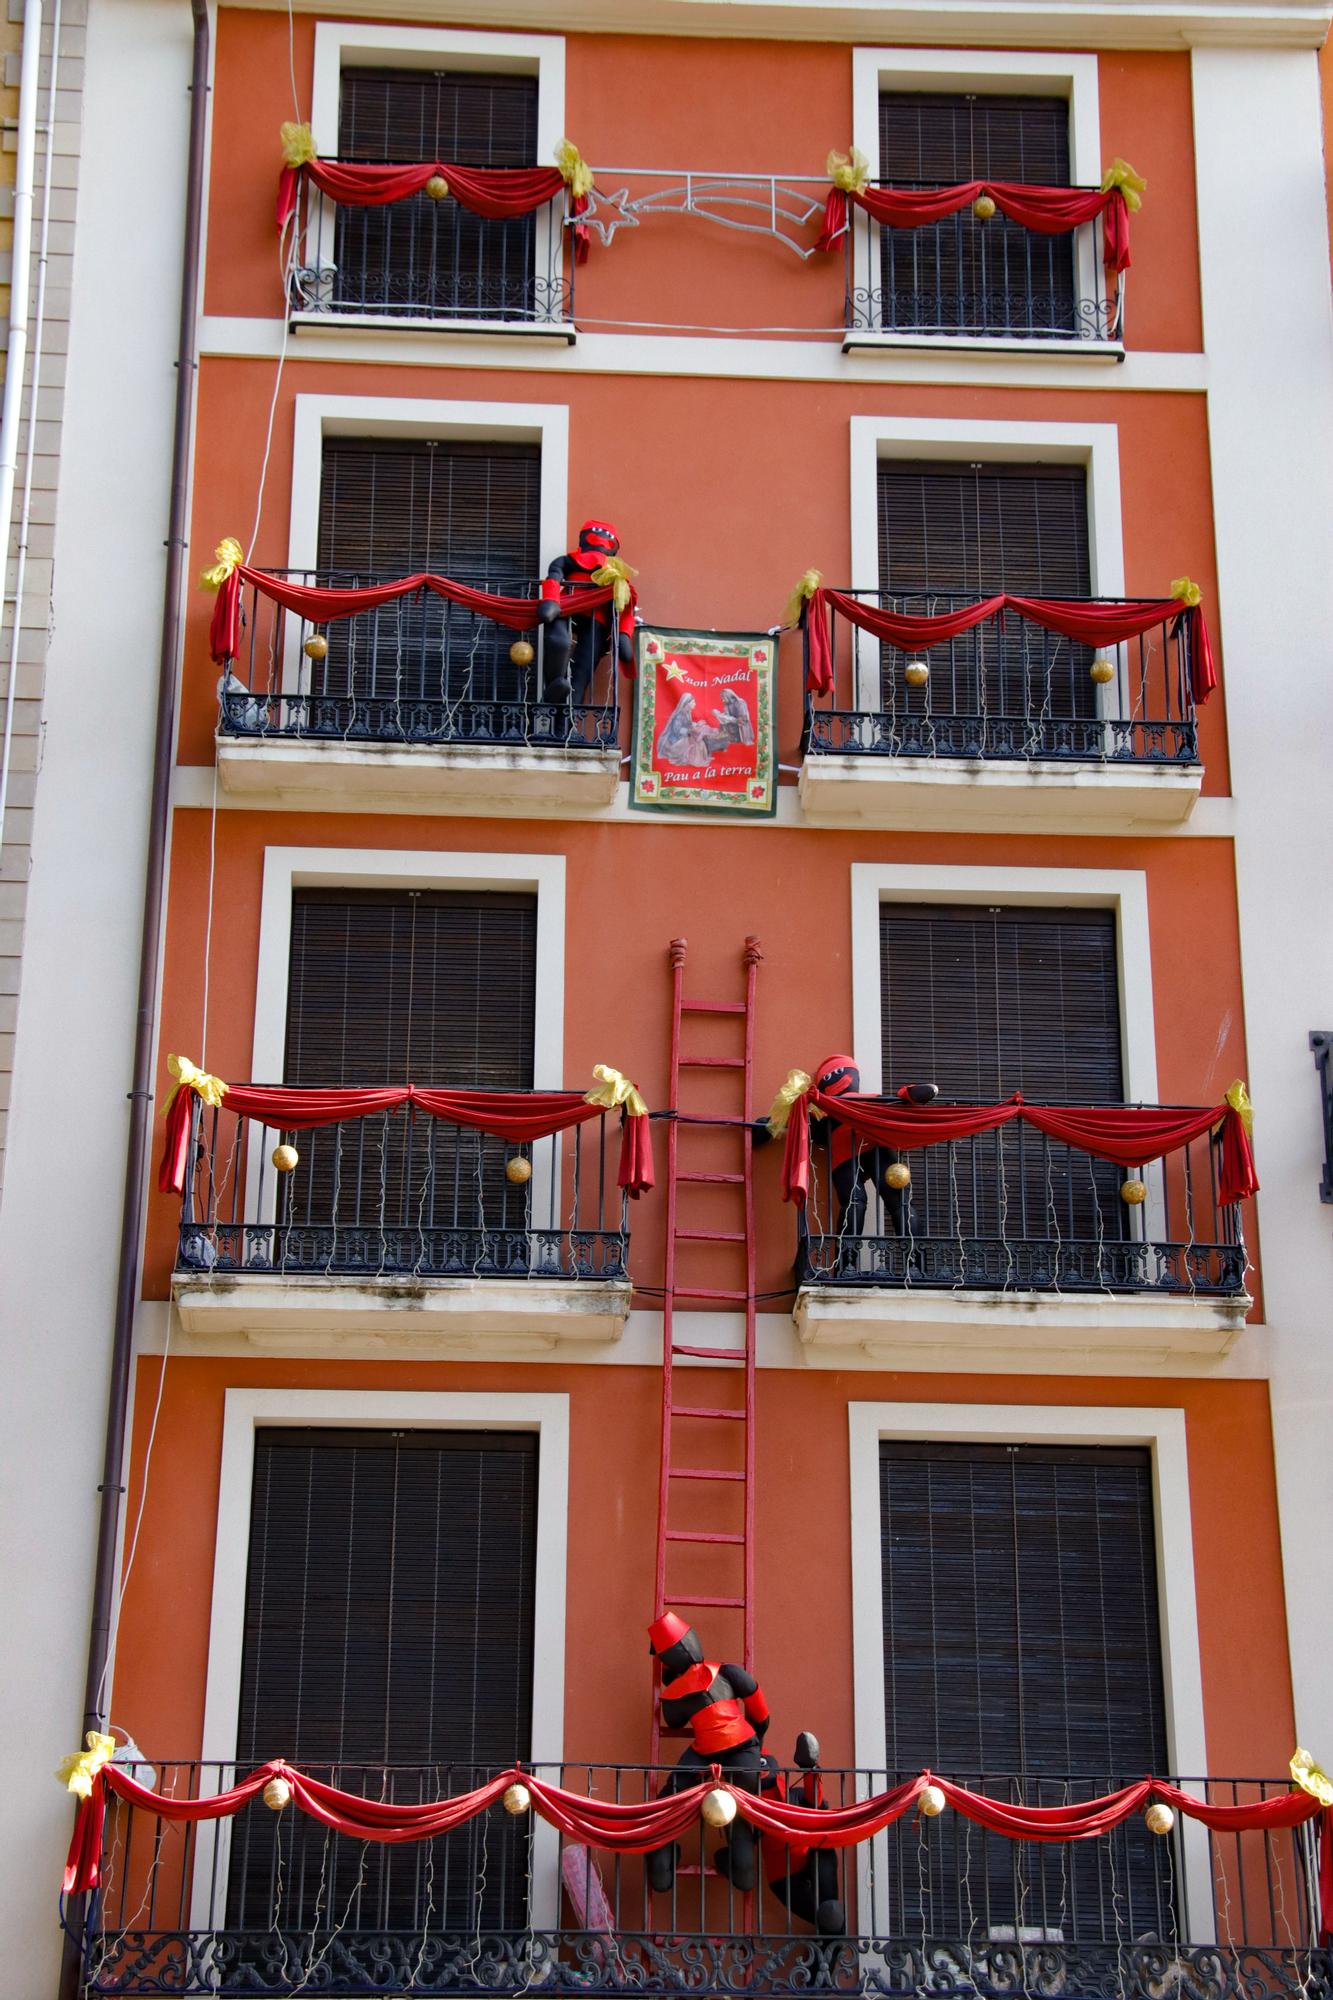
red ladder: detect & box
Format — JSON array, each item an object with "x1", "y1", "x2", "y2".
[{"x1": 651, "y1": 935, "x2": 762, "y2": 1767}]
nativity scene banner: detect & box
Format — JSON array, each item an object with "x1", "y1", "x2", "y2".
[{"x1": 629, "y1": 627, "x2": 777, "y2": 818}]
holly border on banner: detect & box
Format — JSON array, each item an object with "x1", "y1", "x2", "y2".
[{"x1": 629, "y1": 626, "x2": 777, "y2": 819}]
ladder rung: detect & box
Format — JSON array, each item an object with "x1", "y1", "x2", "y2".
[
  {"x1": 674, "y1": 1285, "x2": 748, "y2": 1301},
  {"x1": 673, "y1": 1404, "x2": 745, "y2": 1421},
  {"x1": 682, "y1": 1000, "x2": 746, "y2": 1015},
  {"x1": 672, "y1": 1343, "x2": 743, "y2": 1360},
  {"x1": 674, "y1": 1228, "x2": 745, "y2": 1243},
  {"x1": 680, "y1": 1055, "x2": 745, "y2": 1068},
  {"x1": 678, "y1": 1171, "x2": 744, "y2": 1185},
  {"x1": 671, "y1": 1467, "x2": 744, "y2": 1482},
  {"x1": 667, "y1": 1593, "x2": 745, "y2": 1608},
  {"x1": 666, "y1": 1529, "x2": 745, "y2": 1545}
]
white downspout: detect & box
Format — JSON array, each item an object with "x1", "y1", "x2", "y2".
[{"x1": 0, "y1": 0, "x2": 49, "y2": 851}]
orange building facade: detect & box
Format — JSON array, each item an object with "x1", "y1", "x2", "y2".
[{"x1": 4, "y1": 1, "x2": 1333, "y2": 1993}]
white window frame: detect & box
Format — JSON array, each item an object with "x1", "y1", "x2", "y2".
[
  {"x1": 306, "y1": 25, "x2": 567, "y2": 326},
  {"x1": 848, "y1": 413, "x2": 1125, "y2": 719},
  {"x1": 851, "y1": 48, "x2": 1104, "y2": 348},
  {"x1": 850, "y1": 860, "x2": 1163, "y2": 1238},
  {"x1": 195, "y1": 1387, "x2": 569, "y2": 1931},
  {"x1": 246, "y1": 845, "x2": 565, "y2": 1227},
  {"x1": 283, "y1": 391, "x2": 569, "y2": 696},
  {"x1": 848, "y1": 1399, "x2": 1214, "y2": 1942}
]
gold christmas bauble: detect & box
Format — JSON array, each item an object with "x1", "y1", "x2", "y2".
[
  {"x1": 1090, "y1": 656, "x2": 1115, "y2": 685},
  {"x1": 904, "y1": 660, "x2": 930, "y2": 688},
  {"x1": 973, "y1": 194, "x2": 997, "y2": 221},
  {"x1": 701, "y1": 1787, "x2": 738, "y2": 1828},
  {"x1": 919, "y1": 1784, "x2": 947, "y2": 1818},
  {"x1": 272, "y1": 1144, "x2": 300, "y2": 1174},
  {"x1": 425, "y1": 175, "x2": 450, "y2": 202},
  {"x1": 303, "y1": 633, "x2": 328, "y2": 661},
  {"x1": 1121, "y1": 1178, "x2": 1147, "y2": 1205},
  {"x1": 263, "y1": 1777, "x2": 292, "y2": 1811},
  {"x1": 506, "y1": 1156, "x2": 533, "y2": 1185},
  {"x1": 1144, "y1": 1802, "x2": 1175, "y2": 1836},
  {"x1": 510, "y1": 640, "x2": 535, "y2": 668},
  {"x1": 886, "y1": 1162, "x2": 911, "y2": 1190},
  {"x1": 503, "y1": 1783, "x2": 533, "y2": 1817}
]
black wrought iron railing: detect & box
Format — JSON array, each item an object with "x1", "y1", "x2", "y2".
[
  {"x1": 795, "y1": 1107, "x2": 1246, "y2": 1297},
  {"x1": 843, "y1": 181, "x2": 1123, "y2": 343},
  {"x1": 802, "y1": 589, "x2": 1199, "y2": 767},
  {"x1": 175, "y1": 1094, "x2": 629, "y2": 1284},
  {"x1": 216, "y1": 569, "x2": 620, "y2": 754},
  {"x1": 78, "y1": 1761, "x2": 1325, "y2": 1997},
  {"x1": 286, "y1": 163, "x2": 574, "y2": 326}
]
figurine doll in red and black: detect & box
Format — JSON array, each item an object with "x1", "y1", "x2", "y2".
[
  {"x1": 715, "y1": 1730, "x2": 846, "y2": 1936},
  {"x1": 536, "y1": 518, "x2": 635, "y2": 703},
  {"x1": 646, "y1": 1613, "x2": 770, "y2": 1893},
  {"x1": 811, "y1": 1053, "x2": 937, "y2": 1250}
]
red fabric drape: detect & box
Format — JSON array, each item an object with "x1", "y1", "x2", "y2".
[
  {"x1": 159, "y1": 1084, "x2": 654, "y2": 1199},
  {"x1": 816, "y1": 182, "x2": 1131, "y2": 276},
  {"x1": 64, "y1": 1760, "x2": 1320, "y2": 1898},
  {"x1": 209, "y1": 564, "x2": 637, "y2": 671},
  {"x1": 277, "y1": 160, "x2": 564, "y2": 231},
  {"x1": 801, "y1": 586, "x2": 1217, "y2": 707},
  {"x1": 780, "y1": 1090, "x2": 1258, "y2": 1210}
]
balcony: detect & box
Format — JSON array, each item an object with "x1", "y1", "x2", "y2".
[
  {"x1": 799, "y1": 589, "x2": 1202, "y2": 832},
  {"x1": 286, "y1": 165, "x2": 575, "y2": 340},
  {"x1": 841, "y1": 183, "x2": 1124, "y2": 356},
  {"x1": 171, "y1": 1094, "x2": 632, "y2": 1352},
  {"x1": 792, "y1": 1109, "x2": 1250, "y2": 1363},
  {"x1": 79, "y1": 1760, "x2": 1325, "y2": 1998},
  {"x1": 214, "y1": 570, "x2": 622, "y2": 815}
]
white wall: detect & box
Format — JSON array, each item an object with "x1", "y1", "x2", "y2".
[
  {"x1": 0, "y1": 0, "x2": 194, "y2": 1984},
  {"x1": 1192, "y1": 46, "x2": 1333, "y2": 1746}
]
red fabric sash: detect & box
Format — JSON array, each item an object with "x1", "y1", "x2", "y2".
[
  {"x1": 817, "y1": 182, "x2": 1131, "y2": 275},
  {"x1": 64, "y1": 1760, "x2": 1323, "y2": 1898},
  {"x1": 782, "y1": 1090, "x2": 1257, "y2": 1210},
  {"x1": 209, "y1": 563, "x2": 637, "y2": 670},
  {"x1": 802, "y1": 587, "x2": 1216, "y2": 707},
  {"x1": 277, "y1": 160, "x2": 564, "y2": 231},
  {"x1": 160, "y1": 1084, "x2": 654, "y2": 1199}
]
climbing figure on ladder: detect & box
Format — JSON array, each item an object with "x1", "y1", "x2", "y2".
[{"x1": 646, "y1": 1612, "x2": 770, "y2": 1891}]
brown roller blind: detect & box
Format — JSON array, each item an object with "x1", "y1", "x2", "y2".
[
  {"x1": 318, "y1": 437, "x2": 541, "y2": 585},
  {"x1": 229, "y1": 1427, "x2": 538, "y2": 1932},
  {"x1": 878, "y1": 460, "x2": 1090, "y2": 598},
  {"x1": 338, "y1": 66, "x2": 538, "y2": 168},
  {"x1": 879, "y1": 91, "x2": 1071, "y2": 185}
]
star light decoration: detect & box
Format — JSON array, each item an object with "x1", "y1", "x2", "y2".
[{"x1": 579, "y1": 177, "x2": 824, "y2": 258}]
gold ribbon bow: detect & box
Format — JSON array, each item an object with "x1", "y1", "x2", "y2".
[
  {"x1": 164, "y1": 1053, "x2": 229, "y2": 1117},
  {"x1": 1170, "y1": 576, "x2": 1202, "y2": 608},
  {"x1": 826, "y1": 146, "x2": 870, "y2": 195},
  {"x1": 555, "y1": 139, "x2": 595, "y2": 202},
  {"x1": 200, "y1": 537, "x2": 244, "y2": 592},
  {"x1": 280, "y1": 120, "x2": 318, "y2": 170},
  {"x1": 1100, "y1": 158, "x2": 1147, "y2": 211},
  {"x1": 585, "y1": 1064, "x2": 648, "y2": 1118},
  {"x1": 784, "y1": 569, "x2": 823, "y2": 627},
  {"x1": 1291, "y1": 1747, "x2": 1333, "y2": 1807},
  {"x1": 591, "y1": 556, "x2": 636, "y2": 613},
  {"x1": 1223, "y1": 1079, "x2": 1254, "y2": 1133},
  {"x1": 766, "y1": 1069, "x2": 813, "y2": 1138},
  {"x1": 57, "y1": 1731, "x2": 116, "y2": 1800}
]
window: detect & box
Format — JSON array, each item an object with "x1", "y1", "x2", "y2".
[
  {"x1": 879, "y1": 902, "x2": 1123, "y2": 1240},
  {"x1": 280, "y1": 887, "x2": 537, "y2": 1263},
  {"x1": 878, "y1": 91, "x2": 1076, "y2": 335},
  {"x1": 332, "y1": 67, "x2": 540, "y2": 319},
  {"x1": 313, "y1": 435, "x2": 542, "y2": 713},
  {"x1": 228, "y1": 1427, "x2": 538, "y2": 1932},
  {"x1": 877, "y1": 459, "x2": 1093, "y2": 730},
  {"x1": 879, "y1": 1439, "x2": 1170, "y2": 1936}
]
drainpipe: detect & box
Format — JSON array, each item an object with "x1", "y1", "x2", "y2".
[
  {"x1": 58, "y1": 1, "x2": 210, "y2": 1992},
  {"x1": 0, "y1": 0, "x2": 44, "y2": 847}
]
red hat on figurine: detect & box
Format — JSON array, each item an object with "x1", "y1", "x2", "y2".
[
  {"x1": 572, "y1": 519, "x2": 621, "y2": 570},
  {"x1": 648, "y1": 1611, "x2": 692, "y2": 1654},
  {"x1": 815, "y1": 1053, "x2": 859, "y2": 1098}
]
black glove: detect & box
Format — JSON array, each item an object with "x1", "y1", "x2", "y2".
[
  {"x1": 794, "y1": 1731, "x2": 820, "y2": 1770},
  {"x1": 537, "y1": 597, "x2": 560, "y2": 625}
]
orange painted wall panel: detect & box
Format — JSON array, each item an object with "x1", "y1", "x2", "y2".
[
  {"x1": 205, "y1": 14, "x2": 1202, "y2": 354},
  {"x1": 111, "y1": 1355, "x2": 1293, "y2": 1780}
]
